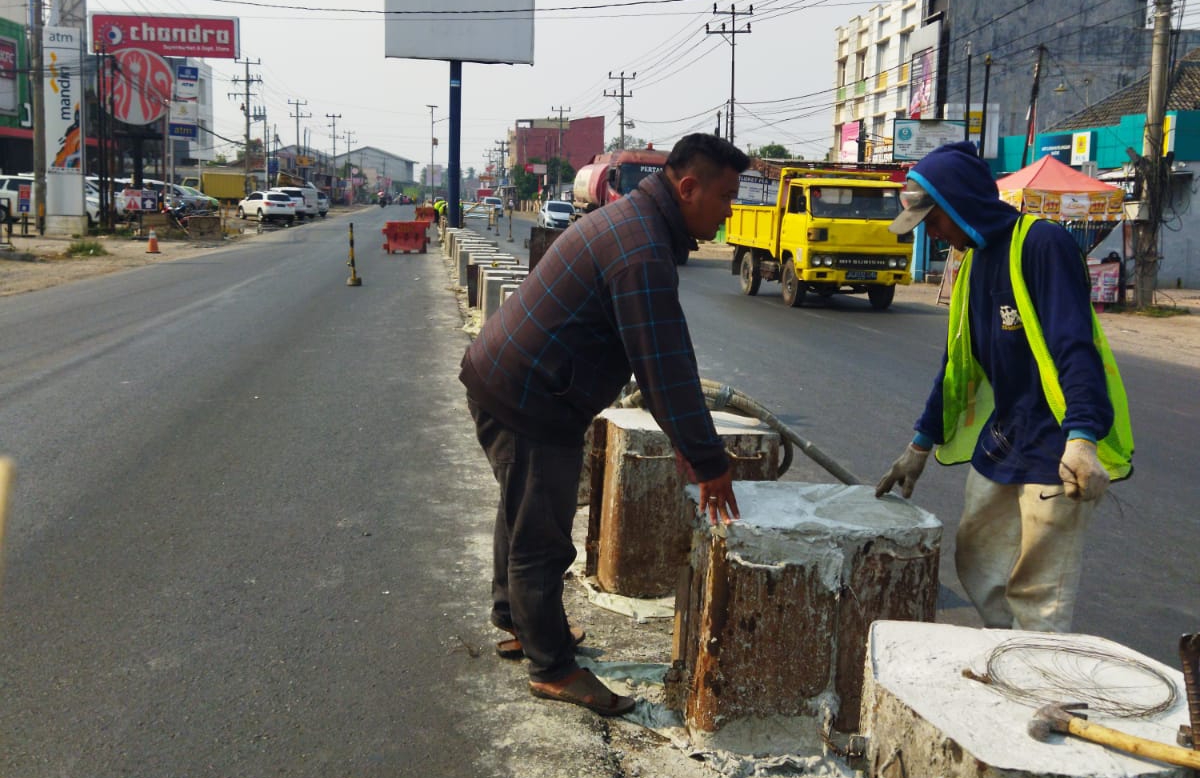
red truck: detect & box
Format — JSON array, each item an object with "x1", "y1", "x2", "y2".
[{"x1": 571, "y1": 147, "x2": 669, "y2": 216}]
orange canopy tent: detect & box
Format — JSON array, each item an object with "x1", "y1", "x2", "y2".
[{"x1": 996, "y1": 155, "x2": 1124, "y2": 222}]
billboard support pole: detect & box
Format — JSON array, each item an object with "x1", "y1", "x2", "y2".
[{"x1": 448, "y1": 60, "x2": 462, "y2": 229}]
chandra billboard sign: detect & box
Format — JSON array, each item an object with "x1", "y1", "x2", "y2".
[{"x1": 90, "y1": 14, "x2": 239, "y2": 59}]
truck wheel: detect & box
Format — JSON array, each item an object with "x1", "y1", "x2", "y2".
[
  {"x1": 738, "y1": 249, "x2": 760, "y2": 296},
  {"x1": 867, "y1": 285, "x2": 896, "y2": 310},
  {"x1": 781, "y1": 262, "x2": 805, "y2": 307}
]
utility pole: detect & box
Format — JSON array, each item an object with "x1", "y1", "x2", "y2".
[
  {"x1": 604, "y1": 72, "x2": 635, "y2": 150},
  {"x1": 963, "y1": 41, "x2": 972, "y2": 143},
  {"x1": 426, "y1": 104, "x2": 437, "y2": 204},
  {"x1": 495, "y1": 138, "x2": 509, "y2": 189},
  {"x1": 230, "y1": 58, "x2": 262, "y2": 196},
  {"x1": 551, "y1": 105, "x2": 570, "y2": 198},
  {"x1": 31, "y1": 0, "x2": 45, "y2": 233},
  {"x1": 326, "y1": 113, "x2": 341, "y2": 199},
  {"x1": 1133, "y1": 0, "x2": 1173, "y2": 309},
  {"x1": 706, "y1": 4, "x2": 753, "y2": 146},
  {"x1": 252, "y1": 105, "x2": 267, "y2": 179},
  {"x1": 289, "y1": 98, "x2": 310, "y2": 174},
  {"x1": 1021, "y1": 44, "x2": 1045, "y2": 168},
  {"x1": 979, "y1": 54, "x2": 992, "y2": 159},
  {"x1": 344, "y1": 130, "x2": 356, "y2": 203}
]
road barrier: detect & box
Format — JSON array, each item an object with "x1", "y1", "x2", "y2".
[{"x1": 382, "y1": 221, "x2": 428, "y2": 254}]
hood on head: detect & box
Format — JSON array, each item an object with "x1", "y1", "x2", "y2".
[{"x1": 895, "y1": 141, "x2": 1017, "y2": 250}]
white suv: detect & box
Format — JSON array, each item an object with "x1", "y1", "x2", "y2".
[
  {"x1": 0, "y1": 173, "x2": 99, "y2": 225},
  {"x1": 270, "y1": 186, "x2": 317, "y2": 220}
]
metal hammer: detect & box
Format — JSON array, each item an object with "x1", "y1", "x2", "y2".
[{"x1": 1028, "y1": 701, "x2": 1200, "y2": 769}]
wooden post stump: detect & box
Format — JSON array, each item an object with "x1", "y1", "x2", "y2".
[
  {"x1": 585, "y1": 408, "x2": 780, "y2": 598},
  {"x1": 670, "y1": 482, "x2": 941, "y2": 740},
  {"x1": 860, "y1": 622, "x2": 1191, "y2": 778}
]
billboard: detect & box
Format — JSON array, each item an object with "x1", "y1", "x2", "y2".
[
  {"x1": 44, "y1": 27, "x2": 83, "y2": 173},
  {"x1": 384, "y1": 0, "x2": 534, "y2": 65},
  {"x1": 107, "y1": 48, "x2": 172, "y2": 125},
  {"x1": 0, "y1": 17, "x2": 28, "y2": 127},
  {"x1": 907, "y1": 22, "x2": 941, "y2": 120},
  {"x1": 91, "y1": 14, "x2": 239, "y2": 59},
  {"x1": 43, "y1": 25, "x2": 86, "y2": 224}
]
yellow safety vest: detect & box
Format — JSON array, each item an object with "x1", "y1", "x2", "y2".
[{"x1": 935, "y1": 215, "x2": 1133, "y2": 479}]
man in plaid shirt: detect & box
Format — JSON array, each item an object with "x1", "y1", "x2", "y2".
[{"x1": 461, "y1": 133, "x2": 749, "y2": 716}]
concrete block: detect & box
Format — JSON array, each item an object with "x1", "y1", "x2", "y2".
[
  {"x1": 669, "y1": 482, "x2": 940, "y2": 740},
  {"x1": 480, "y1": 269, "x2": 527, "y2": 320},
  {"x1": 468, "y1": 257, "x2": 518, "y2": 307},
  {"x1": 457, "y1": 244, "x2": 499, "y2": 285},
  {"x1": 860, "y1": 622, "x2": 1192, "y2": 778}
]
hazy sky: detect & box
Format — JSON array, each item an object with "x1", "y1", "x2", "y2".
[{"x1": 90, "y1": 0, "x2": 874, "y2": 174}]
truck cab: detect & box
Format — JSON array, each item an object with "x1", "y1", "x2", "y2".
[{"x1": 727, "y1": 165, "x2": 913, "y2": 310}]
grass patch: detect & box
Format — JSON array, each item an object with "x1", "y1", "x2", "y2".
[{"x1": 66, "y1": 239, "x2": 108, "y2": 257}]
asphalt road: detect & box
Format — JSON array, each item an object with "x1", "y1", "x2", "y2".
[
  {"x1": 672, "y1": 253, "x2": 1200, "y2": 666},
  {"x1": 0, "y1": 209, "x2": 579, "y2": 776},
  {"x1": 0, "y1": 207, "x2": 1195, "y2": 776}
]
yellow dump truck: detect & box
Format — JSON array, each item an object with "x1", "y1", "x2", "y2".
[{"x1": 726, "y1": 163, "x2": 914, "y2": 310}]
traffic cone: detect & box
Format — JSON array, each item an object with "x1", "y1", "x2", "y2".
[{"x1": 146, "y1": 229, "x2": 161, "y2": 254}]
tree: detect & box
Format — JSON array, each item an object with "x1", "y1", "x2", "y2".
[
  {"x1": 756, "y1": 143, "x2": 791, "y2": 159},
  {"x1": 509, "y1": 165, "x2": 538, "y2": 201},
  {"x1": 606, "y1": 136, "x2": 648, "y2": 152},
  {"x1": 547, "y1": 157, "x2": 575, "y2": 195}
]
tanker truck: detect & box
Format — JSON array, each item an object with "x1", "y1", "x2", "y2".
[{"x1": 571, "y1": 147, "x2": 669, "y2": 217}]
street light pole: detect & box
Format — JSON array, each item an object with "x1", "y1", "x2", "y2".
[{"x1": 426, "y1": 104, "x2": 437, "y2": 204}]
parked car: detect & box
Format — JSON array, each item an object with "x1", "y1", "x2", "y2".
[
  {"x1": 178, "y1": 184, "x2": 219, "y2": 211},
  {"x1": 316, "y1": 190, "x2": 330, "y2": 217},
  {"x1": 269, "y1": 186, "x2": 317, "y2": 220},
  {"x1": 482, "y1": 195, "x2": 504, "y2": 218},
  {"x1": 0, "y1": 173, "x2": 101, "y2": 225},
  {"x1": 237, "y1": 191, "x2": 296, "y2": 224},
  {"x1": 537, "y1": 199, "x2": 574, "y2": 229}
]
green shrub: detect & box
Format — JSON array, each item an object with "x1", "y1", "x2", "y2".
[{"x1": 66, "y1": 239, "x2": 108, "y2": 257}]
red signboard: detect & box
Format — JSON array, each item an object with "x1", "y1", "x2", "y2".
[
  {"x1": 107, "y1": 49, "x2": 172, "y2": 125},
  {"x1": 91, "y1": 14, "x2": 239, "y2": 59}
]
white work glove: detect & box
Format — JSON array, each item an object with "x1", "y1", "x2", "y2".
[
  {"x1": 875, "y1": 444, "x2": 930, "y2": 499},
  {"x1": 1059, "y1": 439, "x2": 1110, "y2": 502}
]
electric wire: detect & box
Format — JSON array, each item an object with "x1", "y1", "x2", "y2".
[{"x1": 973, "y1": 635, "x2": 1179, "y2": 719}]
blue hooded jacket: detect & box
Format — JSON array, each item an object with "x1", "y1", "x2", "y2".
[{"x1": 911, "y1": 142, "x2": 1114, "y2": 485}]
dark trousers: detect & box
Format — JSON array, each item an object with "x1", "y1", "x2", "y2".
[{"x1": 468, "y1": 399, "x2": 584, "y2": 683}]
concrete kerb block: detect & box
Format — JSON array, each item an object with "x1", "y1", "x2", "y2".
[
  {"x1": 480, "y1": 268, "x2": 528, "y2": 319},
  {"x1": 499, "y1": 283, "x2": 521, "y2": 306},
  {"x1": 457, "y1": 244, "x2": 500, "y2": 285},
  {"x1": 443, "y1": 228, "x2": 466, "y2": 258},
  {"x1": 469, "y1": 258, "x2": 520, "y2": 308}
]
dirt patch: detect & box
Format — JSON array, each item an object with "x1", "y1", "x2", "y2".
[{"x1": 0, "y1": 230, "x2": 231, "y2": 297}]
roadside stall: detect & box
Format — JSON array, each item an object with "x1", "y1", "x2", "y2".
[
  {"x1": 997, "y1": 155, "x2": 1127, "y2": 307},
  {"x1": 938, "y1": 155, "x2": 1126, "y2": 306}
]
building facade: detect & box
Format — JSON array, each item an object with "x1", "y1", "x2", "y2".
[
  {"x1": 508, "y1": 115, "x2": 604, "y2": 172},
  {"x1": 833, "y1": 0, "x2": 1200, "y2": 165}
]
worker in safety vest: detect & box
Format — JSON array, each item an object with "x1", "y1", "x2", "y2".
[{"x1": 876, "y1": 141, "x2": 1133, "y2": 633}]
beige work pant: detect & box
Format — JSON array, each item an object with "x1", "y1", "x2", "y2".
[{"x1": 955, "y1": 466, "x2": 1095, "y2": 632}]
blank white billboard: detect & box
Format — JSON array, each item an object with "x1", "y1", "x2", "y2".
[{"x1": 384, "y1": 0, "x2": 534, "y2": 65}]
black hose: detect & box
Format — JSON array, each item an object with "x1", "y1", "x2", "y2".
[{"x1": 616, "y1": 379, "x2": 863, "y2": 485}]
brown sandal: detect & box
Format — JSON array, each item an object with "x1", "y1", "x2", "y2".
[
  {"x1": 496, "y1": 625, "x2": 586, "y2": 659},
  {"x1": 529, "y1": 668, "x2": 636, "y2": 717}
]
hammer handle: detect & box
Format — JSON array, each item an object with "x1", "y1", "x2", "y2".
[{"x1": 1068, "y1": 717, "x2": 1200, "y2": 769}]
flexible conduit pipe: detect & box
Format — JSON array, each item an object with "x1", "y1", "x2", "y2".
[{"x1": 615, "y1": 379, "x2": 864, "y2": 486}]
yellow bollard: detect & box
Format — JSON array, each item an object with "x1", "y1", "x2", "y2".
[{"x1": 346, "y1": 222, "x2": 362, "y2": 286}]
